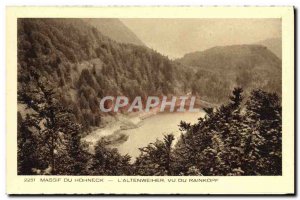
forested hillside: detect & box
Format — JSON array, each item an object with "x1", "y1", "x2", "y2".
[
  {"x1": 17, "y1": 18, "x2": 188, "y2": 131},
  {"x1": 176, "y1": 45, "x2": 282, "y2": 103},
  {"x1": 171, "y1": 88, "x2": 281, "y2": 175}
]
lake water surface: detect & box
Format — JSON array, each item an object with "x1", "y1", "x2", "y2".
[{"x1": 117, "y1": 111, "x2": 205, "y2": 158}]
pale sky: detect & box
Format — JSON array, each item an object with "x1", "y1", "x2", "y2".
[{"x1": 121, "y1": 19, "x2": 281, "y2": 59}]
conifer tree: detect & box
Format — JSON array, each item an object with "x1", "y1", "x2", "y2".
[
  {"x1": 18, "y1": 69, "x2": 88, "y2": 175},
  {"x1": 135, "y1": 134, "x2": 175, "y2": 175}
]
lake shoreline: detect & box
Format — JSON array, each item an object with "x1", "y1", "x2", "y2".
[
  {"x1": 83, "y1": 107, "x2": 159, "y2": 148},
  {"x1": 83, "y1": 100, "x2": 211, "y2": 156}
]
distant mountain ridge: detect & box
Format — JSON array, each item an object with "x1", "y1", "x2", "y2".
[
  {"x1": 176, "y1": 44, "x2": 281, "y2": 102},
  {"x1": 83, "y1": 18, "x2": 145, "y2": 46},
  {"x1": 255, "y1": 37, "x2": 282, "y2": 59},
  {"x1": 17, "y1": 18, "x2": 185, "y2": 131},
  {"x1": 177, "y1": 44, "x2": 281, "y2": 70}
]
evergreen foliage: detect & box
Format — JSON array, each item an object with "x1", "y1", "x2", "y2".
[{"x1": 18, "y1": 86, "x2": 282, "y2": 175}]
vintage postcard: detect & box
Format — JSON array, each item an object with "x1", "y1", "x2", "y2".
[{"x1": 6, "y1": 6, "x2": 294, "y2": 195}]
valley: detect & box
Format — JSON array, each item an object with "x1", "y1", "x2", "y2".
[{"x1": 17, "y1": 18, "x2": 282, "y2": 176}]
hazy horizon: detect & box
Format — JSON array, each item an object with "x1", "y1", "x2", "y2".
[{"x1": 121, "y1": 19, "x2": 281, "y2": 59}]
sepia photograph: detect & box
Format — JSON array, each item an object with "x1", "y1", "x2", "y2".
[
  {"x1": 17, "y1": 17, "x2": 283, "y2": 176},
  {"x1": 6, "y1": 6, "x2": 294, "y2": 195}
]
